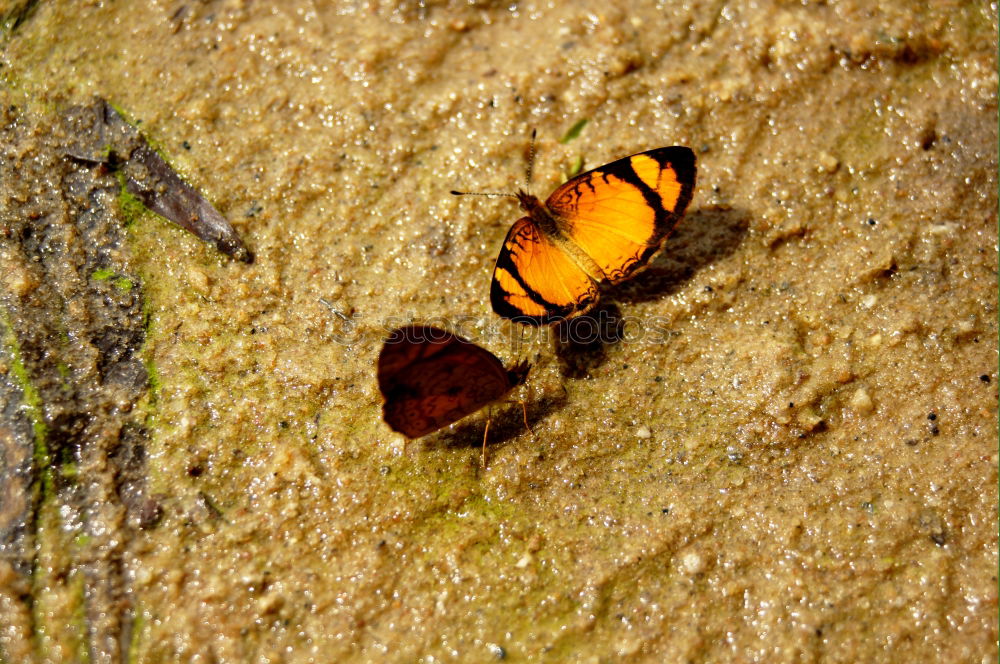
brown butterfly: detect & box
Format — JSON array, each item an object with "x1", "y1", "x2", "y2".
[{"x1": 377, "y1": 325, "x2": 530, "y2": 465}]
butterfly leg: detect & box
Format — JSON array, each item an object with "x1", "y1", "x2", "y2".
[
  {"x1": 500, "y1": 388, "x2": 533, "y2": 435},
  {"x1": 481, "y1": 405, "x2": 493, "y2": 468},
  {"x1": 520, "y1": 382, "x2": 533, "y2": 435}
]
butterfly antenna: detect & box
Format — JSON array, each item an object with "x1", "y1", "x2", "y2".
[
  {"x1": 524, "y1": 128, "x2": 537, "y2": 189},
  {"x1": 450, "y1": 190, "x2": 518, "y2": 198}
]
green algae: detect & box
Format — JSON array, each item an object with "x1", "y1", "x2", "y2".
[
  {"x1": 1, "y1": 310, "x2": 50, "y2": 480},
  {"x1": 91, "y1": 267, "x2": 134, "y2": 292},
  {"x1": 126, "y1": 607, "x2": 145, "y2": 664},
  {"x1": 559, "y1": 118, "x2": 589, "y2": 144},
  {"x1": 115, "y1": 175, "x2": 148, "y2": 228},
  {"x1": 0, "y1": 0, "x2": 41, "y2": 40},
  {"x1": 2, "y1": 313, "x2": 91, "y2": 663},
  {"x1": 69, "y1": 568, "x2": 91, "y2": 664},
  {"x1": 565, "y1": 154, "x2": 584, "y2": 180}
]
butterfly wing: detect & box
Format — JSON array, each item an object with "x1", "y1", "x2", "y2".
[
  {"x1": 491, "y1": 216, "x2": 600, "y2": 325},
  {"x1": 546, "y1": 146, "x2": 696, "y2": 284},
  {"x1": 377, "y1": 325, "x2": 515, "y2": 437}
]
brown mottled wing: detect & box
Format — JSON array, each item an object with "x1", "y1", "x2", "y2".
[
  {"x1": 546, "y1": 147, "x2": 696, "y2": 284},
  {"x1": 377, "y1": 325, "x2": 515, "y2": 438}
]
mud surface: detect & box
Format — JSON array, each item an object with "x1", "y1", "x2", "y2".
[
  {"x1": 1, "y1": 1, "x2": 997, "y2": 662},
  {"x1": 0, "y1": 99, "x2": 151, "y2": 661}
]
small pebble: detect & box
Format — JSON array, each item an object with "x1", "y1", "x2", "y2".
[
  {"x1": 796, "y1": 408, "x2": 823, "y2": 431},
  {"x1": 680, "y1": 551, "x2": 705, "y2": 575},
  {"x1": 3, "y1": 264, "x2": 38, "y2": 297},
  {"x1": 636, "y1": 425, "x2": 652, "y2": 439},
  {"x1": 849, "y1": 387, "x2": 874, "y2": 414},
  {"x1": 818, "y1": 151, "x2": 839, "y2": 173},
  {"x1": 188, "y1": 267, "x2": 210, "y2": 294}
]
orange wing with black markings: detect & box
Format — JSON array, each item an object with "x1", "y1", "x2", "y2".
[
  {"x1": 548, "y1": 147, "x2": 695, "y2": 284},
  {"x1": 489, "y1": 146, "x2": 696, "y2": 325},
  {"x1": 491, "y1": 216, "x2": 600, "y2": 324},
  {"x1": 377, "y1": 325, "x2": 529, "y2": 438}
]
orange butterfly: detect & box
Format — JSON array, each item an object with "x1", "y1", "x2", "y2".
[
  {"x1": 485, "y1": 146, "x2": 697, "y2": 325},
  {"x1": 377, "y1": 325, "x2": 530, "y2": 465}
]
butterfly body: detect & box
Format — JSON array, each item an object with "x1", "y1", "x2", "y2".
[
  {"x1": 491, "y1": 146, "x2": 697, "y2": 325},
  {"x1": 515, "y1": 189, "x2": 619, "y2": 282},
  {"x1": 378, "y1": 325, "x2": 529, "y2": 438}
]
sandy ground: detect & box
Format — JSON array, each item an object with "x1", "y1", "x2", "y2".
[{"x1": 0, "y1": 1, "x2": 997, "y2": 662}]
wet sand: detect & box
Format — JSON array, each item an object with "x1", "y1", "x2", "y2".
[{"x1": 0, "y1": 1, "x2": 996, "y2": 662}]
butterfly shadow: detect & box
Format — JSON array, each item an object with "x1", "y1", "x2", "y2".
[
  {"x1": 618, "y1": 204, "x2": 750, "y2": 304},
  {"x1": 554, "y1": 204, "x2": 751, "y2": 377},
  {"x1": 434, "y1": 387, "x2": 568, "y2": 458},
  {"x1": 552, "y1": 302, "x2": 626, "y2": 379}
]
